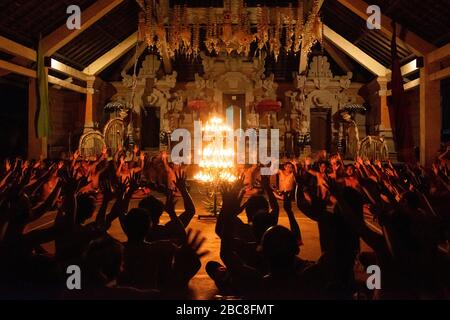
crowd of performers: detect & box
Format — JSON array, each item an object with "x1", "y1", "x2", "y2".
[{"x1": 0, "y1": 143, "x2": 449, "y2": 299}]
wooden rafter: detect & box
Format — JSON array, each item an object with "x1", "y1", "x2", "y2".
[
  {"x1": 0, "y1": 59, "x2": 87, "y2": 93},
  {"x1": 400, "y1": 59, "x2": 419, "y2": 77},
  {"x1": 386, "y1": 78, "x2": 420, "y2": 95},
  {"x1": 48, "y1": 75, "x2": 87, "y2": 94},
  {"x1": 50, "y1": 59, "x2": 88, "y2": 81},
  {"x1": 83, "y1": 32, "x2": 138, "y2": 76},
  {"x1": 323, "y1": 24, "x2": 388, "y2": 76},
  {"x1": 41, "y1": 0, "x2": 125, "y2": 56},
  {"x1": 428, "y1": 43, "x2": 450, "y2": 64},
  {"x1": 323, "y1": 40, "x2": 353, "y2": 73},
  {"x1": 0, "y1": 59, "x2": 36, "y2": 78},
  {"x1": 0, "y1": 36, "x2": 36, "y2": 61},
  {"x1": 0, "y1": 57, "x2": 29, "y2": 77},
  {"x1": 0, "y1": 36, "x2": 89, "y2": 81},
  {"x1": 429, "y1": 66, "x2": 450, "y2": 81},
  {"x1": 336, "y1": 0, "x2": 436, "y2": 56}
]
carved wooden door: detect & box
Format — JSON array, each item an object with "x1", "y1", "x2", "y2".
[{"x1": 310, "y1": 108, "x2": 331, "y2": 152}]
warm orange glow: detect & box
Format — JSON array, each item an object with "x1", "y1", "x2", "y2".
[{"x1": 195, "y1": 116, "x2": 237, "y2": 183}]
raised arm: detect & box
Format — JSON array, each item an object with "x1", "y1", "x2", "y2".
[
  {"x1": 29, "y1": 179, "x2": 62, "y2": 222},
  {"x1": 261, "y1": 174, "x2": 279, "y2": 223},
  {"x1": 283, "y1": 192, "x2": 302, "y2": 244},
  {"x1": 163, "y1": 190, "x2": 187, "y2": 242},
  {"x1": 23, "y1": 164, "x2": 56, "y2": 196},
  {"x1": 116, "y1": 155, "x2": 125, "y2": 178},
  {"x1": 55, "y1": 168, "x2": 79, "y2": 231},
  {"x1": 95, "y1": 177, "x2": 114, "y2": 228},
  {"x1": 171, "y1": 169, "x2": 195, "y2": 228}
]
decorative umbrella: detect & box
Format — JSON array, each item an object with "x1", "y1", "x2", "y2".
[
  {"x1": 340, "y1": 104, "x2": 366, "y2": 116},
  {"x1": 255, "y1": 99, "x2": 281, "y2": 113},
  {"x1": 104, "y1": 101, "x2": 127, "y2": 112}
]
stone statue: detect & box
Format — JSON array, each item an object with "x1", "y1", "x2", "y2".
[
  {"x1": 343, "y1": 112, "x2": 360, "y2": 159},
  {"x1": 262, "y1": 73, "x2": 277, "y2": 98},
  {"x1": 168, "y1": 92, "x2": 184, "y2": 113},
  {"x1": 247, "y1": 112, "x2": 259, "y2": 128},
  {"x1": 139, "y1": 54, "x2": 161, "y2": 78}
]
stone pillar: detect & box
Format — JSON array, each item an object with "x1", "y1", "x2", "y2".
[
  {"x1": 364, "y1": 76, "x2": 396, "y2": 159},
  {"x1": 84, "y1": 76, "x2": 95, "y2": 133},
  {"x1": 420, "y1": 57, "x2": 441, "y2": 167}
]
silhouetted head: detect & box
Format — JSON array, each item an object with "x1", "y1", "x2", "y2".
[
  {"x1": 284, "y1": 162, "x2": 294, "y2": 173},
  {"x1": 399, "y1": 191, "x2": 421, "y2": 212},
  {"x1": 83, "y1": 236, "x2": 123, "y2": 285},
  {"x1": 138, "y1": 195, "x2": 165, "y2": 225},
  {"x1": 122, "y1": 208, "x2": 151, "y2": 242},
  {"x1": 1, "y1": 194, "x2": 32, "y2": 240},
  {"x1": 345, "y1": 164, "x2": 355, "y2": 177},
  {"x1": 318, "y1": 161, "x2": 328, "y2": 174},
  {"x1": 262, "y1": 226, "x2": 299, "y2": 271},
  {"x1": 252, "y1": 211, "x2": 276, "y2": 243},
  {"x1": 245, "y1": 195, "x2": 269, "y2": 223},
  {"x1": 8, "y1": 193, "x2": 32, "y2": 226},
  {"x1": 76, "y1": 194, "x2": 96, "y2": 224}
]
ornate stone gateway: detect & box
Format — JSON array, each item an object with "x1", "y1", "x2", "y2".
[
  {"x1": 108, "y1": 53, "x2": 365, "y2": 159},
  {"x1": 286, "y1": 56, "x2": 366, "y2": 157}
]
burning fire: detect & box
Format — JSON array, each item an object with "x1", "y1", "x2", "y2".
[{"x1": 194, "y1": 116, "x2": 237, "y2": 183}]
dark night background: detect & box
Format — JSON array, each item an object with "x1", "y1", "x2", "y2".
[{"x1": 0, "y1": 79, "x2": 27, "y2": 159}]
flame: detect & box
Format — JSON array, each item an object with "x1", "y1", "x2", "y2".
[{"x1": 195, "y1": 116, "x2": 237, "y2": 183}]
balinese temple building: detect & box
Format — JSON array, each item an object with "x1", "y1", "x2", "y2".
[{"x1": 0, "y1": 0, "x2": 449, "y2": 166}]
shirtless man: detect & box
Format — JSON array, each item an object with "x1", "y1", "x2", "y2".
[
  {"x1": 78, "y1": 145, "x2": 109, "y2": 194},
  {"x1": 116, "y1": 148, "x2": 145, "y2": 182},
  {"x1": 343, "y1": 164, "x2": 360, "y2": 190},
  {"x1": 237, "y1": 164, "x2": 260, "y2": 196},
  {"x1": 276, "y1": 162, "x2": 296, "y2": 200}
]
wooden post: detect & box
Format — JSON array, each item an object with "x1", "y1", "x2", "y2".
[
  {"x1": 84, "y1": 76, "x2": 95, "y2": 132},
  {"x1": 364, "y1": 76, "x2": 396, "y2": 159},
  {"x1": 420, "y1": 57, "x2": 441, "y2": 167}
]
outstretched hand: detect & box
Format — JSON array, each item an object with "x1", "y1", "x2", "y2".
[
  {"x1": 99, "y1": 177, "x2": 114, "y2": 202},
  {"x1": 184, "y1": 228, "x2": 209, "y2": 258},
  {"x1": 5, "y1": 159, "x2": 11, "y2": 172},
  {"x1": 173, "y1": 169, "x2": 188, "y2": 191},
  {"x1": 60, "y1": 167, "x2": 88, "y2": 195},
  {"x1": 73, "y1": 149, "x2": 80, "y2": 161},
  {"x1": 220, "y1": 175, "x2": 245, "y2": 217}
]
